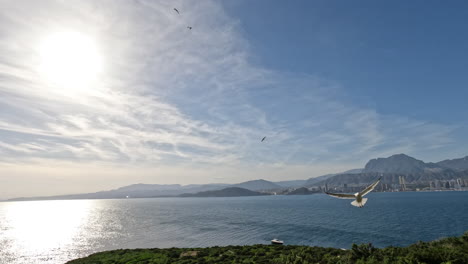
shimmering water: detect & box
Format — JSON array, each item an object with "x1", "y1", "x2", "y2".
[{"x1": 0, "y1": 191, "x2": 467, "y2": 264}]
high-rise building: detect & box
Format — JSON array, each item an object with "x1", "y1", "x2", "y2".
[
  {"x1": 456, "y1": 178, "x2": 463, "y2": 188},
  {"x1": 399, "y1": 176, "x2": 406, "y2": 191}
]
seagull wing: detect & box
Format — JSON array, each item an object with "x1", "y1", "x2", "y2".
[
  {"x1": 360, "y1": 177, "x2": 381, "y2": 196},
  {"x1": 325, "y1": 192, "x2": 355, "y2": 199}
]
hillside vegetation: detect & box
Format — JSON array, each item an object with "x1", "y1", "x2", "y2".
[{"x1": 68, "y1": 231, "x2": 468, "y2": 264}]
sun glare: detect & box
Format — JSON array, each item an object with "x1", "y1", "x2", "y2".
[{"x1": 39, "y1": 32, "x2": 103, "y2": 91}]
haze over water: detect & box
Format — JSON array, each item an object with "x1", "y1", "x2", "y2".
[{"x1": 1, "y1": 192, "x2": 467, "y2": 264}]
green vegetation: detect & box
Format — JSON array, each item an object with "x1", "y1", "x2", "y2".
[{"x1": 68, "y1": 232, "x2": 468, "y2": 264}]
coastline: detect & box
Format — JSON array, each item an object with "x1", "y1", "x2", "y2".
[
  {"x1": 4, "y1": 189, "x2": 468, "y2": 203},
  {"x1": 67, "y1": 231, "x2": 468, "y2": 264}
]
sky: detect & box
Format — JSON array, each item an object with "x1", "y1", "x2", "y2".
[{"x1": 1, "y1": 0, "x2": 468, "y2": 199}]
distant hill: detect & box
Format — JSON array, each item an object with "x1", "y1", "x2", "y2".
[
  {"x1": 274, "y1": 180, "x2": 308, "y2": 188},
  {"x1": 363, "y1": 154, "x2": 448, "y2": 174},
  {"x1": 231, "y1": 179, "x2": 282, "y2": 191},
  {"x1": 302, "y1": 169, "x2": 363, "y2": 187},
  {"x1": 306, "y1": 154, "x2": 468, "y2": 188},
  {"x1": 303, "y1": 169, "x2": 362, "y2": 187},
  {"x1": 8, "y1": 183, "x2": 229, "y2": 201},
  {"x1": 115, "y1": 184, "x2": 183, "y2": 192},
  {"x1": 9, "y1": 153, "x2": 468, "y2": 201},
  {"x1": 437, "y1": 156, "x2": 468, "y2": 171},
  {"x1": 311, "y1": 170, "x2": 468, "y2": 188},
  {"x1": 304, "y1": 174, "x2": 336, "y2": 187},
  {"x1": 179, "y1": 187, "x2": 269, "y2": 197},
  {"x1": 285, "y1": 187, "x2": 315, "y2": 195},
  {"x1": 342, "y1": 168, "x2": 364, "y2": 174}
]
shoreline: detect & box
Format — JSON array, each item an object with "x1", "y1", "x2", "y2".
[{"x1": 3, "y1": 189, "x2": 468, "y2": 203}]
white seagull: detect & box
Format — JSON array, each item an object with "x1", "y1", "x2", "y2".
[{"x1": 325, "y1": 177, "x2": 381, "y2": 208}]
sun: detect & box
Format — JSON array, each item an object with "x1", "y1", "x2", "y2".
[{"x1": 38, "y1": 32, "x2": 103, "y2": 91}]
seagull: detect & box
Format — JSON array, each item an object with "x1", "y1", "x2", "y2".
[
  {"x1": 261, "y1": 136, "x2": 266, "y2": 142},
  {"x1": 187, "y1": 26, "x2": 192, "y2": 30},
  {"x1": 174, "y1": 8, "x2": 180, "y2": 14},
  {"x1": 325, "y1": 177, "x2": 381, "y2": 208}
]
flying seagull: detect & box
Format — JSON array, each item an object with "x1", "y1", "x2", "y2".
[
  {"x1": 325, "y1": 177, "x2": 381, "y2": 208},
  {"x1": 174, "y1": 8, "x2": 180, "y2": 14},
  {"x1": 187, "y1": 26, "x2": 192, "y2": 30},
  {"x1": 261, "y1": 136, "x2": 266, "y2": 142}
]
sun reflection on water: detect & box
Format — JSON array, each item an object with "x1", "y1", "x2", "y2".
[{"x1": 1, "y1": 200, "x2": 93, "y2": 263}]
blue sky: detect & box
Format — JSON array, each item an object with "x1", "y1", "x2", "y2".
[
  {"x1": 224, "y1": 0, "x2": 468, "y2": 122},
  {"x1": 0, "y1": 0, "x2": 467, "y2": 198}
]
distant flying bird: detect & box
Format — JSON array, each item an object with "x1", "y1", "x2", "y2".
[
  {"x1": 187, "y1": 26, "x2": 192, "y2": 30},
  {"x1": 261, "y1": 136, "x2": 266, "y2": 142},
  {"x1": 325, "y1": 177, "x2": 381, "y2": 208},
  {"x1": 174, "y1": 8, "x2": 180, "y2": 14}
]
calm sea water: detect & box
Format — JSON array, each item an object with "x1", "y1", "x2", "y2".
[{"x1": 0, "y1": 191, "x2": 467, "y2": 264}]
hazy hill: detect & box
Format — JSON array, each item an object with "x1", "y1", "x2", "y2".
[
  {"x1": 231, "y1": 179, "x2": 282, "y2": 191},
  {"x1": 115, "y1": 184, "x2": 183, "y2": 192},
  {"x1": 179, "y1": 187, "x2": 268, "y2": 197},
  {"x1": 342, "y1": 168, "x2": 364, "y2": 174},
  {"x1": 363, "y1": 154, "x2": 448, "y2": 174},
  {"x1": 9, "y1": 183, "x2": 229, "y2": 201},
  {"x1": 307, "y1": 154, "x2": 468, "y2": 188},
  {"x1": 312, "y1": 170, "x2": 468, "y2": 188},
  {"x1": 285, "y1": 187, "x2": 315, "y2": 195},
  {"x1": 274, "y1": 180, "x2": 308, "y2": 188},
  {"x1": 304, "y1": 174, "x2": 336, "y2": 186},
  {"x1": 9, "y1": 153, "x2": 468, "y2": 201},
  {"x1": 437, "y1": 156, "x2": 468, "y2": 171},
  {"x1": 303, "y1": 169, "x2": 362, "y2": 187}
]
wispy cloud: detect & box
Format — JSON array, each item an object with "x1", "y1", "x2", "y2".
[{"x1": 0, "y1": 0, "x2": 462, "y2": 198}]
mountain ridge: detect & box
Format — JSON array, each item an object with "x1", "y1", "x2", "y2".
[
  {"x1": 363, "y1": 153, "x2": 449, "y2": 174},
  {"x1": 179, "y1": 187, "x2": 268, "y2": 197},
  {"x1": 437, "y1": 156, "x2": 468, "y2": 171},
  {"x1": 7, "y1": 153, "x2": 468, "y2": 201}
]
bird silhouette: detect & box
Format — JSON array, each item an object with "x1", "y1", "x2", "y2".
[
  {"x1": 261, "y1": 136, "x2": 266, "y2": 142},
  {"x1": 325, "y1": 177, "x2": 381, "y2": 208},
  {"x1": 187, "y1": 26, "x2": 192, "y2": 30},
  {"x1": 174, "y1": 8, "x2": 180, "y2": 14}
]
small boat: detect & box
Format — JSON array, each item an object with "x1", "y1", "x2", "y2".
[{"x1": 271, "y1": 238, "x2": 284, "y2": 245}]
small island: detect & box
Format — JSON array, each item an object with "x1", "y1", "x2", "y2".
[{"x1": 68, "y1": 232, "x2": 468, "y2": 264}]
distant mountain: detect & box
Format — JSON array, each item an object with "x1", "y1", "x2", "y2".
[
  {"x1": 306, "y1": 154, "x2": 468, "y2": 188},
  {"x1": 285, "y1": 187, "x2": 315, "y2": 195},
  {"x1": 115, "y1": 184, "x2": 183, "y2": 192},
  {"x1": 9, "y1": 153, "x2": 468, "y2": 201},
  {"x1": 9, "y1": 183, "x2": 229, "y2": 201},
  {"x1": 304, "y1": 174, "x2": 335, "y2": 186},
  {"x1": 342, "y1": 168, "x2": 363, "y2": 174},
  {"x1": 231, "y1": 179, "x2": 282, "y2": 191},
  {"x1": 437, "y1": 156, "x2": 468, "y2": 171},
  {"x1": 311, "y1": 170, "x2": 468, "y2": 188},
  {"x1": 274, "y1": 180, "x2": 308, "y2": 188},
  {"x1": 363, "y1": 154, "x2": 448, "y2": 174},
  {"x1": 303, "y1": 169, "x2": 363, "y2": 187},
  {"x1": 179, "y1": 187, "x2": 268, "y2": 197}
]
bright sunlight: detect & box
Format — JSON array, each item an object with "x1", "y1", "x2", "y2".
[{"x1": 38, "y1": 32, "x2": 102, "y2": 91}]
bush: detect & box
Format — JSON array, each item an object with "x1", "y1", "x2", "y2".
[{"x1": 68, "y1": 231, "x2": 468, "y2": 264}]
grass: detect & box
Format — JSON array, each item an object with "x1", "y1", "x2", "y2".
[{"x1": 67, "y1": 231, "x2": 468, "y2": 264}]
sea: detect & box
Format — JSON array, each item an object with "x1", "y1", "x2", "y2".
[{"x1": 0, "y1": 191, "x2": 467, "y2": 264}]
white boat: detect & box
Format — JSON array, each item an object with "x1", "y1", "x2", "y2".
[{"x1": 271, "y1": 238, "x2": 284, "y2": 245}]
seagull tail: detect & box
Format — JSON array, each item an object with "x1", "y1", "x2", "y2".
[{"x1": 351, "y1": 198, "x2": 368, "y2": 208}]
